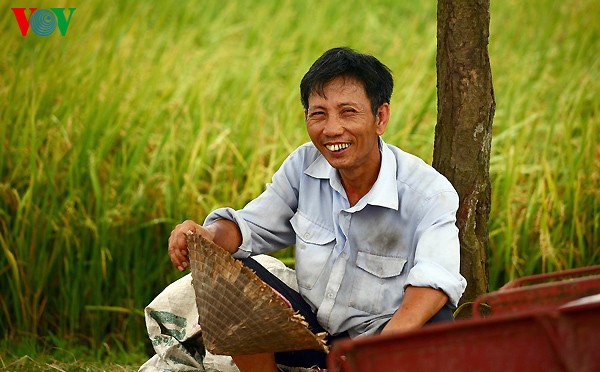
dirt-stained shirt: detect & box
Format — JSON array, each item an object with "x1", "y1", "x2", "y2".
[{"x1": 205, "y1": 138, "x2": 467, "y2": 337}]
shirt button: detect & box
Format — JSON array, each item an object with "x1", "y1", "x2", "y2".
[
  {"x1": 304, "y1": 233, "x2": 311, "y2": 239},
  {"x1": 327, "y1": 292, "x2": 334, "y2": 299}
]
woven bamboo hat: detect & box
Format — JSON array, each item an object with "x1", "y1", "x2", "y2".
[{"x1": 187, "y1": 231, "x2": 328, "y2": 355}]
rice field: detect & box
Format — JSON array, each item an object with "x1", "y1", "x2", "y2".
[{"x1": 0, "y1": 0, "x2": 598, "y2": 361}]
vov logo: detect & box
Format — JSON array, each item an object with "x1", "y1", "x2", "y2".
[{"x1": 11, "y1": 8, "x2": 76, "y2": 36}]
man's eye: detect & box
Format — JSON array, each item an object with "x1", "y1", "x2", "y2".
[{"x1": 309, "y1": 112, "x2": 325, "y2": 118}]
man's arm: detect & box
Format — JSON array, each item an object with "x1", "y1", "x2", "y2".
[
  {"x1": 168, "y1": 219, "x2": 242, "y2": 271},
  {"x1": 380, "y1": 285, "x2": 448, "y2": 335}
]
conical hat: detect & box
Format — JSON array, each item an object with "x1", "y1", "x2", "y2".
[{"x1": 187, "y1": 231, "x2": 328, "y2": 355}]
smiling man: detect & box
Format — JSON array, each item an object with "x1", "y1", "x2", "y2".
[{"x1": 167, "y1": 47, "x2": 467, "y2": 371}]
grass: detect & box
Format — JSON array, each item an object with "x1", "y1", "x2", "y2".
[
  {"x1": 486, "y1": 0, "x2": 599, "y2": 284},
  {"x1": 0, "y1": 337, "x2": 144, "y2": 371},
  {"x1": 0, "y1": 0, "x2": 598, "y2": 366}
]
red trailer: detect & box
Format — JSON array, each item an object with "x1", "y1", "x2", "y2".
[
  {"x1": 472, "y1": 265, "x2": 600, "y2": 318},
  {"x1": 328, "y1": 265, "x2": 600, "y2": 372}
]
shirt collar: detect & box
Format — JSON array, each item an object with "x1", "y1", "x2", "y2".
[
  {"x1": 304, "y1": 149, "x2": 333, "y2": 179},
  {"x1": 304, "y1": 137, "x2": 399, "y2": 210}
]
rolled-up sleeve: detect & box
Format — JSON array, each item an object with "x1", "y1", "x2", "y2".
[
  {"x1": 204, "y1": 207, "x2": 256, "y2": 258},
  {"x1": 405, "y1": 191, "x2": 467, "y2": 307},
  {"x1": 203, "y1": 148, "x2": 307, "y2": 258}
]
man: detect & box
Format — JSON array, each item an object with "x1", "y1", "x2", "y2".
[{"x1": 168, "y1": 47, "x2": 466, "y2": 371}]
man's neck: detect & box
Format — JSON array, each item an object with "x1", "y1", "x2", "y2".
[{"x1": 338, "y1": 156, "x2": 381, "y2": 207}]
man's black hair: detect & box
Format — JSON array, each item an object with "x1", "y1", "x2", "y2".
[{"x1": 300, "y1": 47, "x2": 394, "y2": 116}]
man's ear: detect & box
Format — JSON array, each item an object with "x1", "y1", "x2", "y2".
[{"x1": 375, "y1": 103, "x2": 390, "y2": 135}]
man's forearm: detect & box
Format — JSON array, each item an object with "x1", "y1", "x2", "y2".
[
  {"x1": 205, "y1": 219, "x2": 243, "y2": 255},
  {"x1": 381, "y1": 285, "x2": 448, "y2": 335}
]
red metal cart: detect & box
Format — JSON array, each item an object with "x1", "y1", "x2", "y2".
[
  {"x1": 472, "y1": 265, "x2": 600, "y2": 318},
  {"x1": 327, "y1": 265, "x2": 600, "y2": 372}
]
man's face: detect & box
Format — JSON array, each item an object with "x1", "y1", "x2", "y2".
[{"x1": 305, "y1": 76, "x2": 389, "y2": 174}]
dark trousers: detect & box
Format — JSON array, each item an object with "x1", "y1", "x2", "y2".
[{"x1": 241, "y1": 257, "x2": 454, "y2": 368}]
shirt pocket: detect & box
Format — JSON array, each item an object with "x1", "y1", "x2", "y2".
[
  {"x1": 290, "y1": 212, "x2": 335, "y2": 290},
  {"x1": 350, "y1": 251, "x2": 408, "y2": 314}
]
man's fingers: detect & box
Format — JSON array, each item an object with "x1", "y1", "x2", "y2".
[
  {"x1": 171, "y1": 252, "x2": 190, "y2": 272},
  {"x1": 168, "y1": 220, "x2": 200, "y2": 271}
]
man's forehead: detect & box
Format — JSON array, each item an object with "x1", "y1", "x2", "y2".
[
  {"x1": 307, "y1": 101, "x2": 361, "y2": 111},
  {"x1": 319, "y1": 75, "x2": 364, "y2": 92},
  {"x1": 307, "y1": 76, "x2": 368, "y2": 107}
]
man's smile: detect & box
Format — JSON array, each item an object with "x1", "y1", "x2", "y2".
[{"x1": 325, "y1": 143, "x2": 351, "y2": 152}]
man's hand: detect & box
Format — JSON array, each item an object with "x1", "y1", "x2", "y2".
[
  {"x1": 168, "y1": 219, "x2": 243, "y2": 271},
  {"x1": 168, "y1": 220, "x2": 213, "y2": 272}
]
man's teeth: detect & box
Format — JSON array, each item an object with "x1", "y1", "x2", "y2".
[{"x1": 326, "y1": 143, "x2": 350, "y2": 152}]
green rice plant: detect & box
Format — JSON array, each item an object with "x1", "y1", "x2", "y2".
[
  {"x1": 487, "y1": 0, "x2": 599, "y2": 287},
  {"x1": 0, "y1": 0, "x2": 597, "y2": 356}
]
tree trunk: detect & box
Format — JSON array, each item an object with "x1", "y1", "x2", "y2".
[{"x1": 433, "y1": 0, "x2": 495, "y2": 307}]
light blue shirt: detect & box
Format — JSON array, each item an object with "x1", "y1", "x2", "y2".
[{"x1": 205, "y1": 138, "x2": 467, "y2": 337}]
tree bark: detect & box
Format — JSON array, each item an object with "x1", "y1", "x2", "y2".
[{"x1": 434, "y1": 0, "x2": 495, "y2": 306}]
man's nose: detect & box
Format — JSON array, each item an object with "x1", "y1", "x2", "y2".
[{"x1": 322, "y1": 115, "x2": 344, "y2": 136}]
